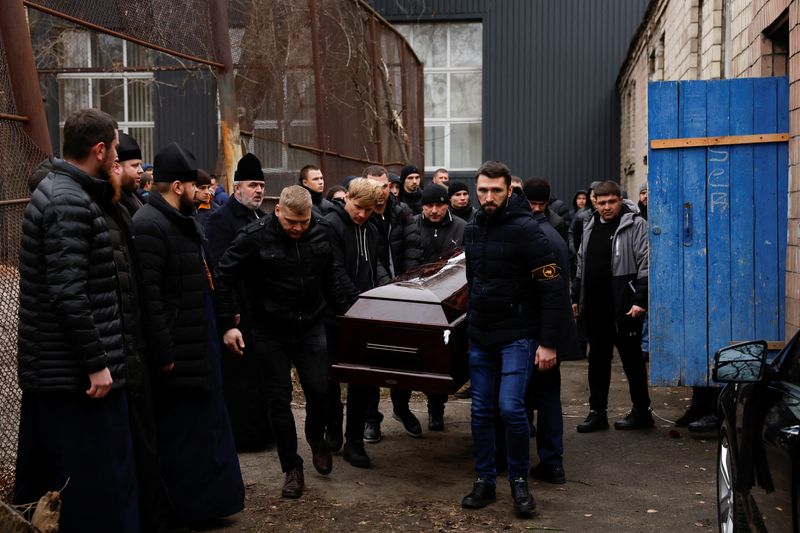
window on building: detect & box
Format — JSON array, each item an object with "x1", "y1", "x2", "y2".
[
  {"x1": 396, "y1": 22, "x2": 482, "y2": 172},
  {"x1": 57, "y1": 31, "x2": 155, "y2": 162}
]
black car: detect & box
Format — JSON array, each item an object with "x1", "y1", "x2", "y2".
[{"x1": 714, "y1": 335, "x2": 800, "y2": 533}]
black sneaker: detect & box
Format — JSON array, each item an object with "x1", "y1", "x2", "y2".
[
  {"x1": 393, "y1": 409, "x2": 423, "y2": 437},
  {"x1": 510, "y1": 477, "x2": 536, "y2": 516},
  {"x1": 325, "y1": 424, "x2": 343, "y2": 453},
  {"x1": 363, "y1": 422, "x2": 382, "y2": 443},
  {"x1": 530, "y1": 462, "x2": 566, "y2": 484},
  {"x1": 309, "y1": 440, "x2": 332, "y2": 475},
  {"x1": 576, "y1": 410, "x2": 609, "y2": 433},
  {"x1": 614, "y1": 407, "x2": 656, "y2": 430},
  {"x1": 688, "y1": 413, "x2": 720, "y2": 433},
  {"x1": 342, "y1": 440, "x2": 371, "y2": 468},
  {"x1": 461, "y1": 478, "x2": 496, "y2": 509},
  {"x1": 281, "y1": 468, "x2": 304, "y2": 499},
  {"x1": 674, "y1": 406, "x2": 707, "y2": 427},
  {"x1": 428, "y1": 413, "x2": 444, "y2": 431}
]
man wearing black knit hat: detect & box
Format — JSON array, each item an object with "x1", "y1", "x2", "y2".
[
  {"x1": 117, "y1": 131, "x2": 145, "y2": 216},
  {"x1": 399, "y1": 164, "x2": 423, "y2": 215},
  {"x1": 522, "y1": 177, "x2": 568, "y2": 243},
  {"x1": 204, "y1": 152, "x2": 273, "y2": 453},
  {"x1": 133, "y1": 142, "x2": 244, "y2": 526},
  {"x1": 448, "y1": 181, "x2": 476, "y2": 222}
]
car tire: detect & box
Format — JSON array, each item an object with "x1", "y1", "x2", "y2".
[{"x1": 717, "y1": 425, "x2": 750, "y2": 533}]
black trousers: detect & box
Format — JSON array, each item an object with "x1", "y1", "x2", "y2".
[
  {"x1": 389, "y1": 389, "x2": 448, "y2": 417},
  {"x1": 254, "y1": 323, "x2": 329, "y2": 472},
  {"x1": 586, "y1": 314, "x2": 651, "y2": 412}
]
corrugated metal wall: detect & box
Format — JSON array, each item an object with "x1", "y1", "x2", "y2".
[{"x1": 371, "y1": 0, "x2": 649, "y2": 201}]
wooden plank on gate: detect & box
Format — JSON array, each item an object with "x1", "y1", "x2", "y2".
[
  {"x1": 706, "y1": 80, "x2": 732, "y2": 368},
  {"x1": 648, "y1": 81, "x2": 682, "y2": 385},
  {"x1": 650, "y1": 133, "x2": 788, "y2": 149},
  {"x1": 753, "y1": 77, "x2": 780, "y2": 341},
  {"x1": 680, "y1": 80, "x2": 709, "y2": 386},
  {"x1": 777, "y1": 77, "x2": 789, "y2": 335},
  {"x1": 730, "y1": 78, "x2": 756, "y2": 341}
]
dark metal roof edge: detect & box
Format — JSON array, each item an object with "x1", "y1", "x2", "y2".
[{"x1": 616, "y1": 0, "x2": 660, "y2": 90}]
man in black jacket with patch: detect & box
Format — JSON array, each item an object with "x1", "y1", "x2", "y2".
[
  {"x1": 14, "y1": 108, "x2": 140, "y2": 533},
  {"x1": 133, "y1": 142, "x2": 244, "y2": 526},
  {"x1": 460, "y1": 161, "x2": 563, "y2": 518},
  {"x1": 203, "y1": 153, "x2": 271, "y2": 452},
  {"x1": 215, "y1": 185, "x2": 349, "y2": 499}
]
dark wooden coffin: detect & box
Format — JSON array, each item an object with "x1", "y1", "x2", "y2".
[{"x1": 330, "y1": 252, "x2": 469, "y2": 395}]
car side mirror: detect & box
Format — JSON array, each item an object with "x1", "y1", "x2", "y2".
[{"x1": 713, "y1": 340, "x2": 768, "y2": 383}]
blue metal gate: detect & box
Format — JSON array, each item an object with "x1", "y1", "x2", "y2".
[{"x1": 647, "y1": 77, "x2": 788, "y2": 386}]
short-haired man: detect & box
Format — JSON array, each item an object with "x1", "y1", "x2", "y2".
[
  {"x1": 133, "y1": 143, "x2": 244, "y2": 525},
  {"x1": 461, "y1": 161, "x2": 563, "y2": 517},
  {"x1": 117, "y1": 131, "x2": 145, "y2": 215},
  {"x1": 572, "y1": 180, "x2": 653, "y2": 433},
  {"x1": 399, "y1": 164, "x2": 423, "y2": 214},
  {"x1": 394, "y1": 184, "x2": 466, "y2": 431},
  {"x1": 510, "y1": 175, "x2": 523, "y2": 192},
  {"x1": 299, "y1": 164, "x2": 334, "y2": 217},
  {"x1": 522, "y1": 177, "x2": 568, "y2": 243},
  {"x1": 15, "y1": 108, "x2": 142, "y2": 532},
  {"x1": 204, "y1": 153, "x2": 271, "y2": 452},
  {"x1": 432, "y1": 168, "x2": 449, "y2": 187},
  {"x1": 325, "y1": 178, "x2": 389, "y2": 468},
  {"x1": 215, "y1": 185, "x2": 349, "y2": 498},
  {"x1": 210, "y1": 174, "x2": 230, "y2": 205},
  {"x1": 138, "y1": 173, "x2": 153, "y2": 202},
  {"x1": 449, "y1": 181, "x2": 476, "y2": 222}
]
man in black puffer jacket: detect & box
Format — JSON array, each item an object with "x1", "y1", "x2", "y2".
[
  {"x1": 299, "y1": 164, "x2": 335, "y2": 218},
  {"x1": 133, "y1": 142, "x2": 244, "y2": 527},
  {"x1": 15, "y1": 108, "x2": 140, "y2": 533},
  {"x1": 460, "y1": 161, "x2": 563, "y2": 518},
  {"x1": 215, "y1": 185, "x2": 349, "y2": 499}
]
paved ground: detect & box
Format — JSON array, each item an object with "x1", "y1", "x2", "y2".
[{"x1": 208, "y1": 359, "x2": 718, "y2": 532}]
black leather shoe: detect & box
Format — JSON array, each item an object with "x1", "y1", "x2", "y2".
[
  {"x1": 675, "y1": 406, "x2": 707, "y2": 427},
  {"x1": 614, "y1": 407, "x2": 656, "y2": 430},
  {"x1": 310, "y1": 440, "x2": 332, "y2": 475},
  {"x1": 510, "y1": 477, "x2": 536, "y2": 516},
  {"x1": 281, "y1": 468, "x2": 304, "y2": 498},
  {"x1": 530, "y1": 462, "x2": 566, "y2": 484},
  {"x1": 393, "y1": 409, "x2": 423, "y2": 437},
  {"x1": 454, "y1": 382, "x2": 472, "y2": 399},
  {"x1": 325, "y1": 424, "x2": 343, "y2": 453},
  {"x1": 363, "y1": 422, "x2": 382, "y2": 443},
  {"x1": 461, "y1": 478, "x2": 496, "y2": 509},
  {"x1": 688, "y1": 413, "x2": 720, "y2": 433},
  {"x1": 577, "y1": 410, "x2": 609, "y2": 433},
  {"x1": 428, "y1": 413, "x2": 444, "y2": 431},
  {"x1": 342, "y1": 440, "x2": 371, "y2": 468}
]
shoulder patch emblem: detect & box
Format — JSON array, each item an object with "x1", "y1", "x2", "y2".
[{"x1": 532, "y1": 263, "x2": 560, "y2": 281}]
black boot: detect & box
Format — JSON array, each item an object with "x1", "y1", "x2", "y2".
[
  {"x1": 461, "y1": 478, "x2": 496, "y2": 509},
  {"x1": 510, "y1": 477, "x2": 536, "y2": 516},
  {"x1": 688, "y1": 413, "x2": 720, "y2": 433},
  {"x1": 576, "y1": 410, "x2": 609, "y2": 433},
  {"x1": 614, "y1": 407, "x2": 655, "y2": 430},
  {"x1": 342, "y1": 440, "x2": 371, "y2": 468}
]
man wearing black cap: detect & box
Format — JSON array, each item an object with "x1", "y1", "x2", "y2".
[
  {"x1": 391, "y1": 184, "x2": 466, "y2": 432},
  {"x1": 448, "y1": 181, "x2": 476, "y2": 222},
  {"x1": 192, "y1": 169, "x2": 217, "y2": 227},
  {"x1": 522, "y1": 177, "x2": 568, "y2": 243},
  {"x1": 133, "y1": 142, "x2": 244, "y2": 526},
  {"x1": 299, "y1": 164, "x2": 334, "y2": 217},
  {"x1": 399, "y1": 164, "x2": 423, "y2": 214},
  {"x1": 117, "y1": 131, "x2": 145, "y2": 216},
  {"x1": 204, "y1": 153, "x2": 272, "y2": 452}
]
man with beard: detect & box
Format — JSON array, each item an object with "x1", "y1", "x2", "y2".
[
  {"x1": 448, "y1": 181, "x2": 476, "y2": 222},
  {"x1": 399, "y1": 164, "x2": 423, "y2": 214},
  {"x1": 215, "y1": 185, "x2": 349, "y2": 498},
  {"x1": 299, "y1": 164, "x2": 334, "y2": 218},
  {"x1": 204, "y1": 153, "x2": 273, "y2": 452},
  {"x1": 14, "y1": 108, "x2": 141, "y2": 533},
  {"x1": 133, "y1": 142, "x2": 244, "y2": 527},
  {"x1": 116, "y1": 131, "x2": 145, "y2": 216}
]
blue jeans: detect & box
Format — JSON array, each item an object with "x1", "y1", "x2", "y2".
[{"x1": 470, "y1": 338, "x2": 536, "y2": 481}]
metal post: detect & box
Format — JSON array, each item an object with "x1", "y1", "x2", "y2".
[
  {"x1": 308, "y1": 0, "x2": 328, "y2": 176},
  {"x1": 210, "y1": 0, "x2": 241, "y2": 193},
  {"x1": 0, "y1": 0, "x2": 53, "y2": 156},
  {"x1": 369, "y1": 15, "x2": 384, "y2": 163}
]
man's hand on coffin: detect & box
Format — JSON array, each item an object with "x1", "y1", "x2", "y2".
[{"x1": 224, "y1": 328, "x2": 246, "y2": 356}]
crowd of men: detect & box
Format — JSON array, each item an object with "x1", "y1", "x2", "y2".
[{"x1": 15, "y1": 106, "x2": 713, "y2": 531}]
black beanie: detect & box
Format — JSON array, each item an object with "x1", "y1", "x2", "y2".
[
  {"x1": 117, "y1": 131, "x2": 141, "y2": 162},
  {"x1": 400, "y1": 164, "x2": 421, "y2": 182},
  {"x1": 421, "y1": 184, "x2": 449, "y2": 206},
  {"x1": 234, "y1": 153, "x2": 265, "y2": 182},
  {"x1": 153, "y1": 142, "x2": 197, "y2": 183},
  {"x1": 196, "y1": 169, "x2": 212, "y2": 187},
  {"x1": 523, "y1": 177, "x2": 550, "y2": 202},
  {"x1": 448, "y1": 181, "x2": 469, "y2": 199}
]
